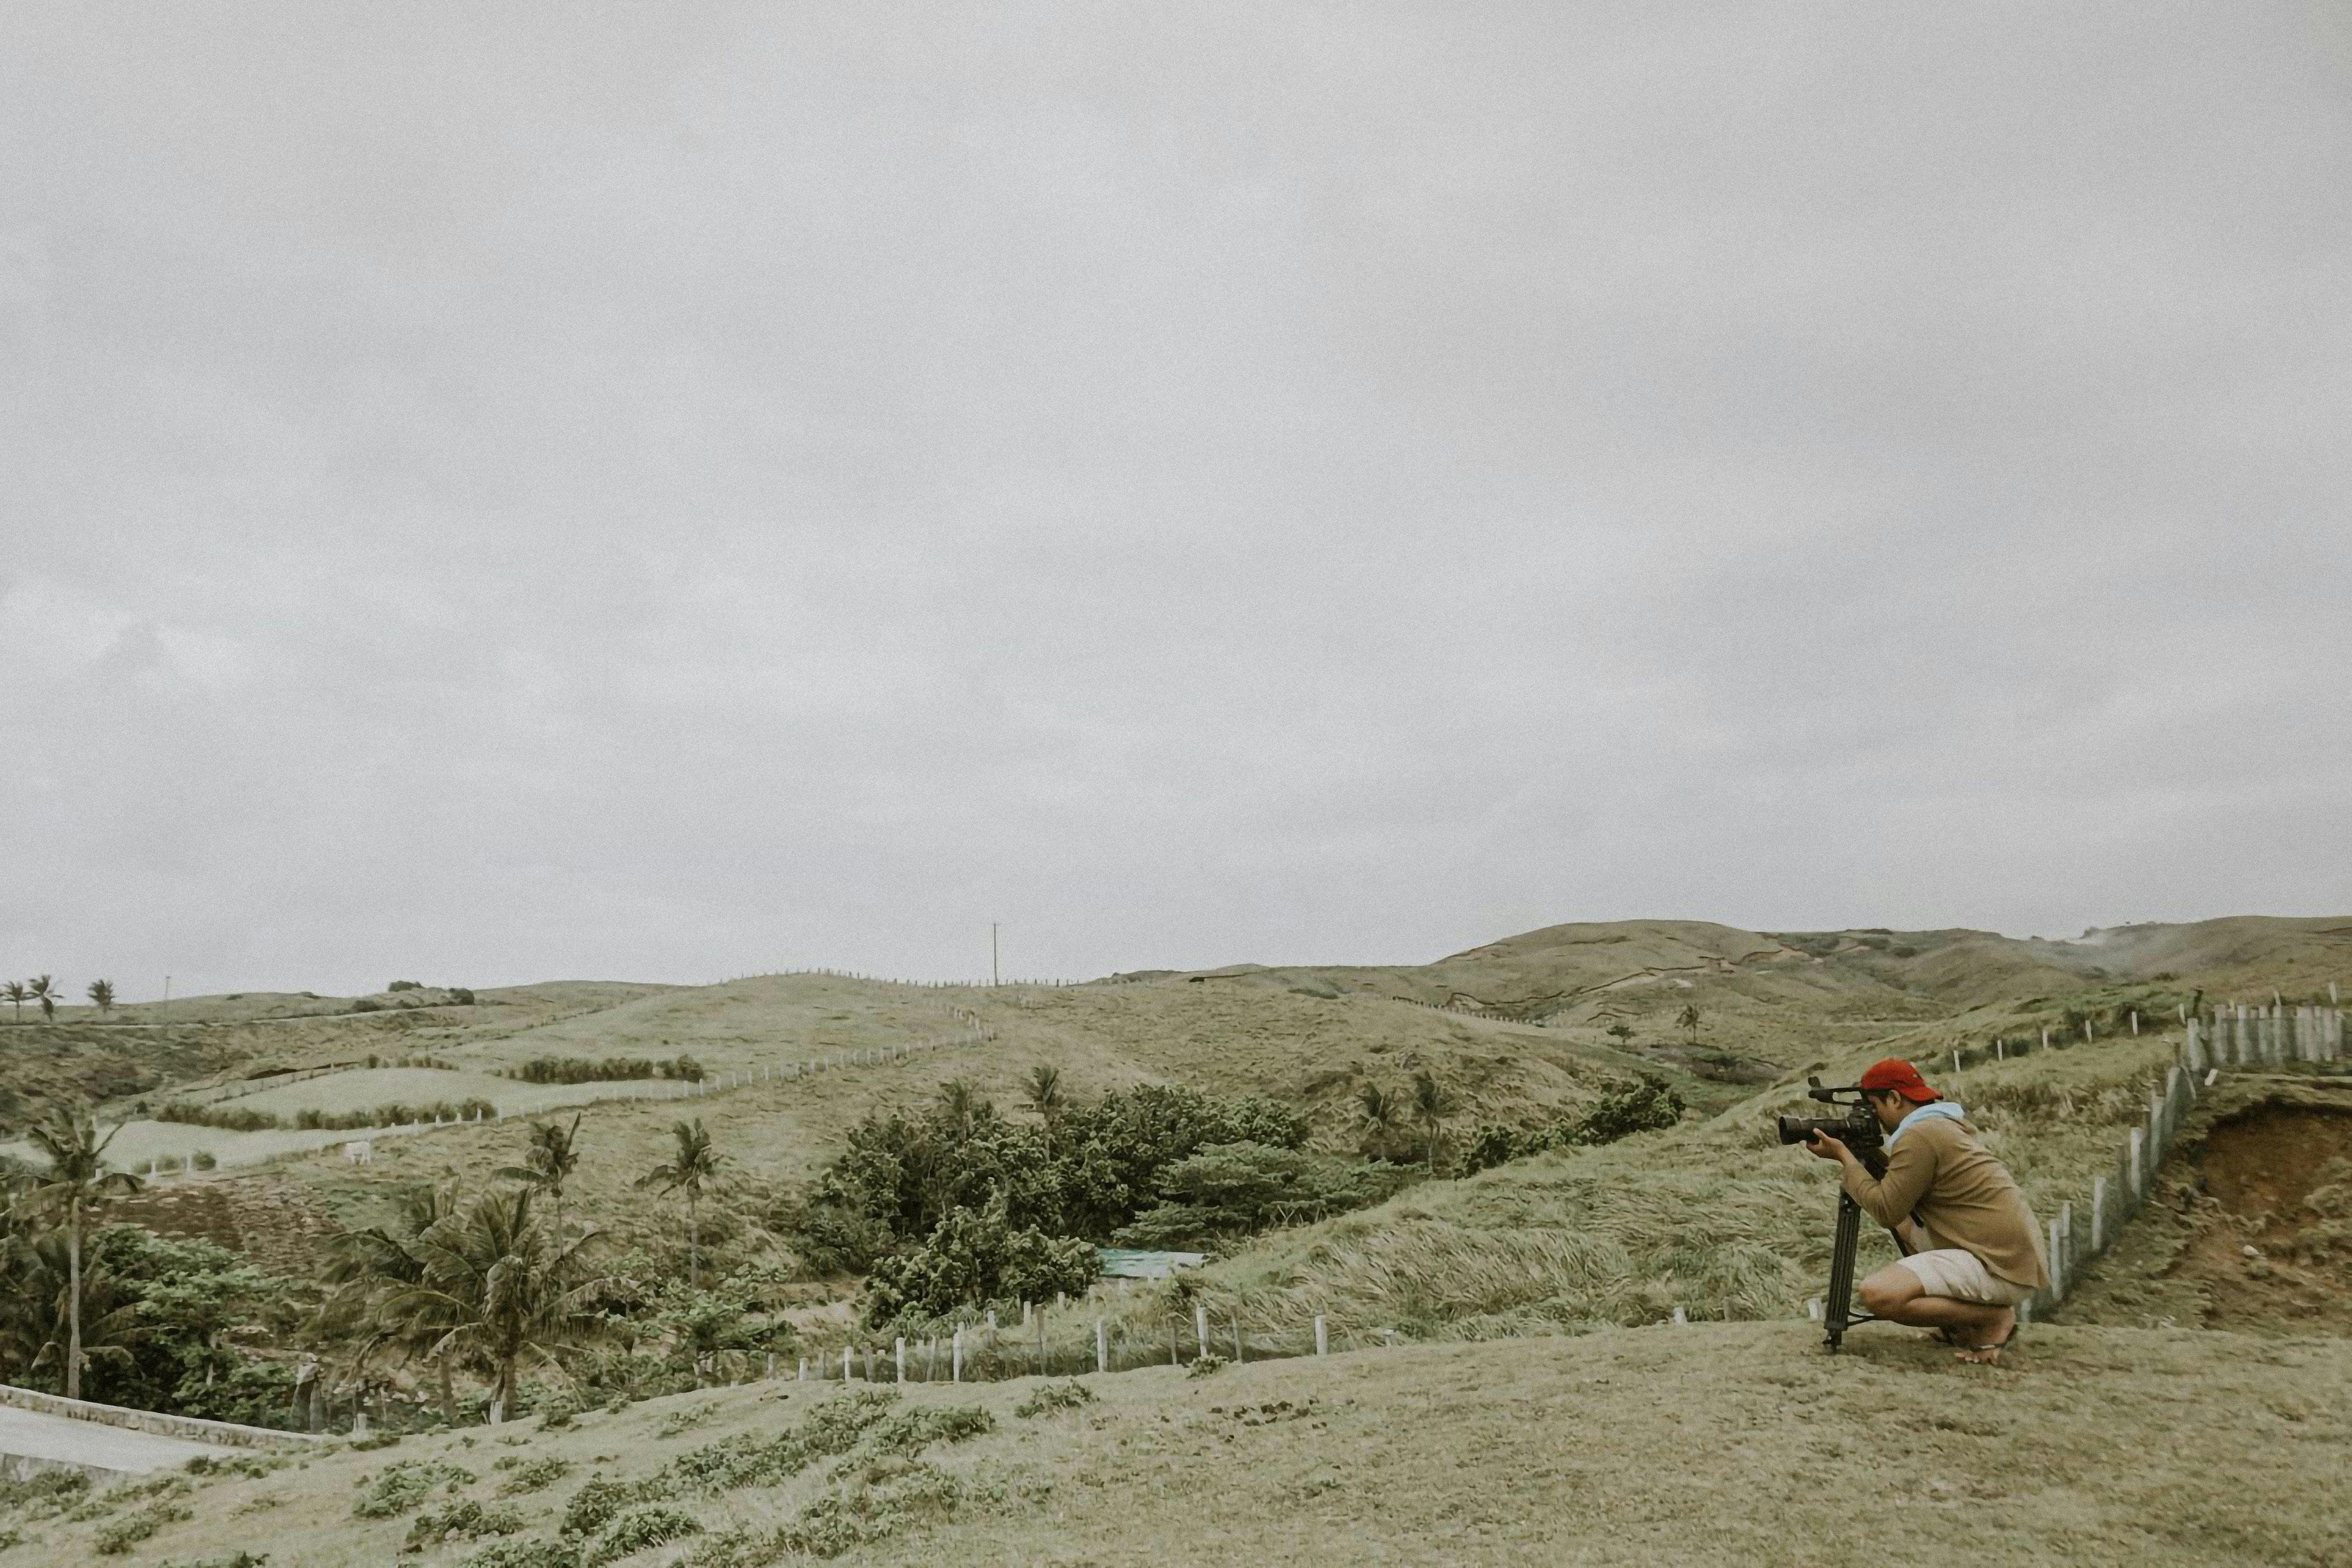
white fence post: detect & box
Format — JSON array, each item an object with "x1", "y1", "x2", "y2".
[
  {"x1": 896, "y1": 1338, "x2": 906, "y2": 1382},
  {"x1": 2129, "y1": 1128, "x2": 2144, "y2": 1196},
  {"x1": 1195, "y1": 1305, "x2": 1209, "y2": 1359},
  {"x1": 1315, "y1": 1315, "x2": 1328, "y2": 1357},
  {"x1": 952, "y1": 1328, "x2": 964, "y2": 1383},
  {"x1": 1095, "y1": 1319, "x2": 1108, "y2": 1374},
  {"x1": 2091, "y1": 1177, "x2": 2107, "y2": 1250}
]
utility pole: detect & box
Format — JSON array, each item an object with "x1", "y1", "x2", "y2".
[{"x1": 991, "y1": 923, "x2": 999, "y2": 987}]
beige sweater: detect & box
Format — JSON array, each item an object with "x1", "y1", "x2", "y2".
[{"x1": 1841, "y1": 1113, "x2": 2049, "y2": 1289}]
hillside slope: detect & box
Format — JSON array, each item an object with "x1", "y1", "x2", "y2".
[{"x1": 18, "y1": 1323, "x2": 2344, "y2": 1567}]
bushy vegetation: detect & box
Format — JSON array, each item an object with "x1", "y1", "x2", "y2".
[
  {"x1": 0, "y1": 1165, "x2": 303, "y2": 1423},
  {"x1": 405, "y1": 1498, "x2": 529, "y2": 1552},
  {"x1": 1014, "y1": 1378, "x2": 1097, "y2": 1417},
  {"x1": 1459, "y1": 1074, "x2": 1687, "y2": 1175},
  {"x1": 586, "y1": 1503, "x2": 703, "y2": 1565},
  {"x1": 152, "y1": 1096, "x2": 500, "y2": 1132},
  {"x1": 94, "y1": 1499, "x2": 195, "y2": 1555},
  {"x1": 493, "y1": 1456, "x2": 574, "y2": 1496},
  {"x1": 351, "y1": 1458, "x2": 476, "y2": 1519},
  {"x1": 791, "y1": 1077, "x2": 1375, "y2": 1327},
  {"x1": 509, "y1": 1053, "x2": 705, "y2": 1085}
]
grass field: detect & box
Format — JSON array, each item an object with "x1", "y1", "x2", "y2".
[
  {"x1": 7, "y1": 915, "x2": 2350, "y2": 1563},
  {"x1": 17, "y1": 1322, "x2": 2346, "y2": 1566}
]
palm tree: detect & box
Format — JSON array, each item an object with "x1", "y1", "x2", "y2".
[
  {"x1": 86, "y1": 979, "x2": 115, "y2": 1015},
  {"x1": 636, "y1": 1119, "x2": 725, "y2": 1287},
  {"x1": 0, "y1": 1223, "x2": 141, "y2": 1396},
  {"x1": 23, "y1": 1107, "x2": 142, "y2": 1399},
  {"x1": 1409, "y1": 1070, "x2": 1458, "y2": 1177},
  {"x1": 383, "y1": 1186, "x2": 613, "y2": 1419},
  {"x1": 1677, "y1": 1003, "x2": 1701, "y2": 1046},
  {"x1": 497, "y1": 1113, "x2": 583, "y2": 1233},
  {"x1": 936, "y1": 1079, "x2": 983, "y2": 1141},
  {"x1": 1023, "y1": 1066, "x2": 1064, "y2": 1154},
  {"x1": 318, "y1": 1183, "x2": 467, "y2": 1422},
  {"x1": 1357, "y1": 1082, "x2": 1400, "y2": 1162},
  {"x1": 27, "y1": 976, "x2": 58, "y2": 1023},
  {"x1": 4, "y1": 982, "x2": 29, "y2": 1022}
]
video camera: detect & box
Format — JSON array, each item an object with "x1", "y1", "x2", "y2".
[
  {"x1": 1775, "y1": 1077, "x2": 1886, "y2": 1178},
  {"x1": 1778, "y1": 1076, "x2": 1895, "y2": 1353}
]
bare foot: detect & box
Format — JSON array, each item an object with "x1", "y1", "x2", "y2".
[{"x1": 1953, "y1": 1308, "x2": 2017, "y2": 1363}]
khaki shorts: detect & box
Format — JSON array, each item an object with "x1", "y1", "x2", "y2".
[{"x1": 1896, "y1": 1248, "x2": 2034, "y2": 1307}]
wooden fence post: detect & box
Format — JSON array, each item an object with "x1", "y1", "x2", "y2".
[
  {"x1": 2047, "y1": 1221, "x2": 2063, "y2": 1300},
  {"x1": 2129, "y1": 1128, "x2": 2144, "y2": 1196},
  {"x1": 1231, "y1": 1313, "x2": 1244, "y2": 1364},
  {"x1": 895, "y1": 1338, "x2": 906, "y2": 1383},
  {"x1": 2091, "y1": 1177, "x2": 2106, "y2": 1250},
  {"x1": 952, "y1": 1328, "x2": 963, "y2": 1383},
  {"x1": 1095, "y1": 1319, "x2": 1108, "y2": 1374},
  {"x1": 842, "y1": 1347, "x2": 854, "y2": 1381},
  {"x1": 797, "y1": 1357, "x2": 807, "y2": 1382},
  {"x1": 1315, "y1": 1315, "x2": 1328, "y2": 1357},
  {"x1": 1195, "y1": 1305, "x2": 1210, "y2": 1360}
]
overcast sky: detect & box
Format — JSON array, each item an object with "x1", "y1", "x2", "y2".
[{"x1": 3, "y1": 4, "x2": 2347, "y2": 999}]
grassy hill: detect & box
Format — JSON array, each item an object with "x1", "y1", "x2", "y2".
[
  {"x1": 8, "y1": 915, "x2": 2345, "y2": 1284},
  {"x1": 13, "y1": 1322, "x2": 2344, "y2": 1566},
  {"x1": 7, "y1": 914, "x2": 2349, "y2": 1564}
]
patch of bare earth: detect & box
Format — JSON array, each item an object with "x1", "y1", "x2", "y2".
[{"x1": 2173, "y1": 1100, "x2": 2352, "y2": 1335}]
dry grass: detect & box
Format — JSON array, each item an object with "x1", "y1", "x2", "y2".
[{"x1": 21, "y1": 1323, "x2": 2348, "y2": 1566}]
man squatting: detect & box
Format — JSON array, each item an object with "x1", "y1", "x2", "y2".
[{"x1": 1807, "y1": 1057, "x2": 2048, "y2": 1363}]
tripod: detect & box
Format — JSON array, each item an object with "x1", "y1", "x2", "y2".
[
  {"x1": 1821, "y1": 1191, "x2": 1915, "y2": 1353},
  {"x1": 1820, "y1": 1191, "x2": 1872, "y2": 1353}
]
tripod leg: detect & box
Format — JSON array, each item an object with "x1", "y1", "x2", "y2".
[{"x1": 1823, "y1": 1192, "x2": 1864, "y2": 1353}]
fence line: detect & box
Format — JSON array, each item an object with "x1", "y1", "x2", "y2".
[
  {"x1": 133, "y1": 1019, "x2": 1000, "y2": 1178},
  {"x1": 2017, "y1": 1000, "x2": 2344, "y2": 1322}
]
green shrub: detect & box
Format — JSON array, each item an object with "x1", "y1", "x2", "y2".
[
  {"x1": 1186, "y1": 1354, "x2": 1227, "y2": 1378},
  {"x1": 587, "y1": 1504, "x2": 703, "y2": 1565},
  {"x1": 162, "y1": 1554, "x2": 270, "y2": 1568},
  {"x1": 494, "y1": 1457, "x2": 573, "y2": 1496},
  {"x1": 0, "y1": 1468, "x2": 91, "y2": 1520},
  {"x1": 352, "y1": 999, "x2": 384, "y2": 1012},
  {"x1": 853, "y1": 1404, "x2": 993, "y2": 1456},
  {"x1": 560, "y1": 1473, "x2": 652, "y2": 1537},
  {"x1": 405, "y1": 1498, "x2": 528, "y2": 1552},
  {"x1": 863, "y1": 1203, "x2": 1098, "y2": 1325},
  {"x1": 1013, "y1": 1379, "x2": 1096, "y2": 1418},
  {"x1": 388, "y1": 980, "x2": 422, "y2": 992},
  {"x1": 192, "y1": 1149, "x2": 218, "y2": 1170},
  {"x1": 94, "y1": 1501, "x2": 194, "y2": 1554},
  {"x1": 773, "y1": 1462, "x2": 968, "y2": 1559},
  {"x1": 182, "y1": 1453, "x2": 282, "y2": 1479},
  {"x1": 351, "y1": 1458, "x2": 475, "y2": 1519},
  {"x1": 461, "y1": 1539, "x2": 578, "y2": 1568},
  {"x1": 677, "y1": 1526, "x2": 789, "y2": 1567}
]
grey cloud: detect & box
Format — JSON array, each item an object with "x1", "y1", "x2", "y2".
[{"x1": 2, "y1": 2, "x2": 2346, "y2": 995}]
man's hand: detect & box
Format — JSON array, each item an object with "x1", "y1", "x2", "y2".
[{"x1": 1805, "y1": 1130, "x2": 1850, "y2": 1163}]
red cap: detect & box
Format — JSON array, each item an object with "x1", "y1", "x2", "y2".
[{"x1": 1859, "y1": 1058, "x2": 1942, "y2": 1103}]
